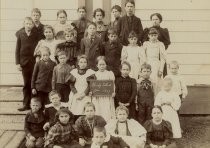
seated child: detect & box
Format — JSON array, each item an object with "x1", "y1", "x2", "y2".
[
  {"x1": 45, "y1": 108, "x2": 81, "y2": 148},
  {"x1": 43, "y1": 90, "x2": 69, "y2": 130},
  {"x1": 91, "y1": 126, "x2": 129, "y2": 148},
  {"x1": 106, "y1": 105, "x2": 147, "y2": 148},
  {"x1": 75, "y1": 102, "x2": 106, "y2": 147},
  {"x1": 24, "y1": 97, "x2": 45, "y2": 148}
]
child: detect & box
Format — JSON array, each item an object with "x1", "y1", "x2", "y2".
[
  {"x1": 43, "y1": 90, "x2": 69, "y2": 130},
  {"x1": 165, "y1": 61, "x2": 188, "y2": 102},
  {"x1": 31, "y1": 46, "x2": 56, "y2": 106},
  {"x1": 93, "y1": 8, "x2": 108, "y2": 42},
  {"x1": 109, "y1": 5, "x2": 122, "y2": 31},
  {"x1": 34, "y1": 25, "x2": 61, "y2": 62},
  {"x1": 155, "y1": 77, "x2": 182, "y2": 138},
  {"x1": 80, "y1": 22, "x2": 104, "y2": 70},
  {"x1": 88, "y1": 56, "x2": 116, "y2": 121},
  {"x1": 106, "y1": 105, "x2": 146, "y2": 148},
  {"x1": 15, "y1": 17, "x2": 39, "y2": 111},
  {"x1": 68, "y1": 55, "x2": 95, "y2": 115},
  {"x1": 75, "y1": 102, "x2": 106, "y2": 147},
  {"x1": 115, "y1": 61, "x2": 137, "y2": 119},
  {"x1": 24, "y1": 97, "x2": 45, "y2": 148},
  {"x1": 91, "y1": 126, "x2": 129, "y2": 148},
  {"x1": 121, "y1": 31, "x2": 145, "y2": 80},
  {"x1": 144, "y1": 105, "x2": 176, "y2": 148},
  {"x1": 103, "y1": 28, "x2": 122, "y2": 77},
  {"x1": 52, "y1": 51, "x2": 72, "y2": 102},
  {"x1": 55, "y1": 29, "x2": 78, "y2": 67},
  {"x1": 137, "y1": 63, "x2": 155, "y2": 124},
  {"x1": 45, "y1": 108, "x2": 81, "y2": 148},
  {"x1": 143, "y1": 27, "x2": 167, "y2": 95}
]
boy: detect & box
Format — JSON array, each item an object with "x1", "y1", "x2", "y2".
[
  {"x1": 137, "y1": 63, "x2": 155, "y2": 124},
  {"x1": 15, "y1": 17, "x2": 39, "y2": 111},
  {"x1": 117, "y1": 0, "x2": 143, "y2": 46},
  {"x1": 103, "y1": 28, "x2": 122, "y2": 77}
]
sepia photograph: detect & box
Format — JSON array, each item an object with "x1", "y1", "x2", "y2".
[{"x1": 0, "y1": 0, "x2": 210, "y2": 147}]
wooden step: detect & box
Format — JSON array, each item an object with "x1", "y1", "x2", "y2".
[
  {"x1": 0, "y1": 87, "x2": 22, "y2": 102},
  {"x1": 0, "y1": 102, "x2": 28, "y2": 115},
  {"x1": 0, "y1": 123, "x2": 24, "y2": 130},
  {"x1": 0, "y1": 114, "x2": 25, "y2": 124},
  {"x1": 0, "y1": 131, "x2": 17, "y2": 147}
]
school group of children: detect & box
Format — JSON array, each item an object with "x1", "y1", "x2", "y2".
[{"x1": 15, "y1": 0, "x2": 188, "y2": 147}]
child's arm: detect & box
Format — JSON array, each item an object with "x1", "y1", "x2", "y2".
[
  {"x1": 171, "y1": 93, "x2": 181, "y2": 111},
  {"x1": 15, "y1": 33, "x2": 22, "y2": 71},
  {"x1": 121, "y1": 46, "x2": 127, "y2": 62},
  {"x1": 136, "y1": 18, "x2": 144, "y2": 45},
  {"x1": 44, "y1": 125, "x2": 58, "y2": 148},
  {"x1": 159, "y1": 43, "x2": 167, "y2": 75},
  {"x1": 51, "y1": 67, "x2": 57, "y2": 90},
  {"x1": 24, "y1": 113, "x2": 35, "y2": 141},
  {"x1": 31, "y1": 62, "x2": 39, "y2": 95},
  {"x1": 154, "y1": 92, "x2": 162, "y2": 106},
  {"x1": 180, "y1": 76, "x2": 188, "y2": 99}
]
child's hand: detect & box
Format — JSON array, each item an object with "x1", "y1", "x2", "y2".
[
  {"x1": 43, "y1": 122, "x2": 50, "y2": 131},
  {"x1": 29, "y1": 136, "x2": 36, "y2": 141},
  {"x1": 16, "y1": 64, "x2": 22, "y2": 71},
  {"x1": 32, "y1": 89, "x2": 37, "y2": 95},
  {"x1": 158, "y1": 71, "x2": 163, "y2": 78},
  {"x1": 111, "y1": 92, "x2": 116, "y2": 98},
  {"x1": 79, "y1": 138, "x2": 86, "y2": 146}
]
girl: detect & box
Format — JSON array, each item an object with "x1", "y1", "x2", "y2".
[
  {"x1": 143, "y1": 27, "x2": 167, "y2": 95},
  {"x1": 109, "y1": 5, "x2": 122, "y2": 31},
  {"x1": 93, "y1": 8, "x2": 108, "y2": 42},
  {"x1": 68, "y1": 55, "x2": 95, "y2": 116},
  {"x1": 44, "y1": 108, "x2": 81, "y2": 148},
  {"x1": 155, "y1": 77, "x2": 182, "y2": 138},
  {"x1": 144, "y1": 105, "x2": 176, "y2": 148},
  {"x1": 75, "y1": 102, "x2": 106, "y2": 147},
  {"x1": 114, "y1": 61, "x2": 137, "y2": 119},
  {"x1": 34, "y1": 25, "x2": 61, "y2": 62},
  {"x1": 106, "y1": 105, "x2": 147, "y2": 148},
  {"x1": 80, "y1": 22, "x2": 103, "y2": 70},
  {"x1": 121, "y1": 31, "x2": 145, "y2": 80},
  {"x1": 88, "y1": 56, "x2": 116, "y2": 121},
  {"x1": 31, "y1": 46, "x2": 56, "y2": 106}
]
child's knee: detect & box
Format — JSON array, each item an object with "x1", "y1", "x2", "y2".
[{"x1": 35, "y1": 137, "x2": 44, "y2": 148}]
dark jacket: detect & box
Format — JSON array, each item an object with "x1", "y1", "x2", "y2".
[{"x1": 33, "y1": 23, "x2": 45, "y2": 40}]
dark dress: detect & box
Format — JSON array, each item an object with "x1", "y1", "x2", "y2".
[
  {"x1": 95, "y1": 22, "x2": 108, "y2": 42},
  {"x1": 115, "y1": 76, "x2": 137, "y2": 118},
  {"x1": 32, "y1": 23, "x2": 45, "y2": 40}
]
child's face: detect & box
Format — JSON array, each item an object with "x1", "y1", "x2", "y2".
[
  {"x1": 97, "y1": 59, "x2": 106, "y2": 72},
  {"x1": 30, "y1": 101, "x2": 41, "y2": 113},
  {"x1": 44, "y1": 28, "x2": 54, "y2": 40},
  {"x1": 128, "y1": 37, "x2": 138, "y2": 45},
  {"x1": 152, "y1": 108, "x2": 163, "y2": 122},
  {"x1": 93, "y1": 131, "x2": 105, "y2": 146},
  {"x1": 151, "y1": 15, "x2": 161, "y2": 27},
  {"x1": 24, "y1": 20, "x2": 34, "y2": 31},
  {"x1": 50, "y1": 94, "x2": 61, "y2": 105},
  {"x1": 31, "y1": 12, "x2": 41, "y2": 23},
  {"x1": 59, "y1": 112, "x2": 70, "y2": 124},
  {"x1": 78, "y1": 9, "x2": 86, "y2": 19},
  {"x1": 78, "y1": 58, "x2": 87, "y2": 69},
  {"x1": 108, "y1": 34, "x2": 118, "y2": 42},
  {"x1": 41, "y1": 50, "x2": 50, "y2": 61},
  {"x1": 163, "y1": 80, "x2": 172, "y2": 92},
  {"x1": 95, "y1": 11, "x2": 103, "y2": 22},
  {"x1": 87, "y1": 24, "x2": 96, "y2": 36},
  {"x1": 148, "y1": 34, "x2": 158, "y2": 42},
  {"x1": 141, "y1": 68, "x2": 151, "y2": 79},
  {"x1": 116, "y1": 109, "x2": 128, "y2": 122},
  {"x1": 84, "y1": 106, "x2": 95, "y2": 119},
  {"x1": 169, "y1": 64, "x2": 179, "y2": 75},
  {"x1": 121, "y1": 64, "x2": 130, "y2": 77},
  {"x1": 58, "y1": 13, "x2": 67, "y2": 24},
  {"x1": 65, "y1": 33, "x2": 74, "y2": 42},
  {"x1": 58, "y1": 54, "x2": 67, "y2": 64},
  {"x1": 112, "y1": 9, "x2": 121, "y2": 18},
  {"x1": 125, "y1": 2, "x2": 135, "y2": 16}
]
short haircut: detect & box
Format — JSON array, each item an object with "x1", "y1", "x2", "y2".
[
  {"x1": 40, "y1": 46, "x2": 51, "y2": 55},
  {"x1": 49, "y1": 90, "x2": 61, "y2": 99},
  {"x1": 57, "y1": 51, "x2": 67, "y2": 57},
  {"x1": 111, "y1": 5, "x2": 122, "y2": 12},
  {"x1": 96, "y1": 56, "x2": 106, "y2": 65},
  {"x1": 140, "y1": 63, "x2": 152, "y2": 71},
  {"x1": 31, "y1": 8, "x2": 41, "y2": 16},
  {"x1": 148, "y1": 27, "x2": 159, "y2": 35},
  {"x1": 150, "y1": 13, "x2": 163, "y2": 23},
  {"x1": 125, "y1": 0, "x2": 135, "y2": 7},
  {"x1": 107, "y1": 28, "x2": 117, "y2": 36},
  {"x1": 169, "y1": 60, "x2": 179, "y2": 68},
  {"x1": 24, "y1": 17, "x2": 34, "y2": 24},
  {"x1": 120, "y1": 61, "x2": 131, "y2": 70},
  {"x1": 83, "y1": 102, "x2": 96, "y2": 112},
  {"x1": 57, "y1": 9, "x2": 67, "y2": 17},
  {"x1": 31, "y1": 97, "x2": 41, "y2": 105},
  {"x1": 128, "y1": 31, "x2": 138, "y2": 38},
  {"x1": 116, "y1": 105, "x2": 129, "y2": 115},
  {"x1": 152, "y1": 105, "x2": 163, "y2": 113},
  {"x1": 77, "y1": 6, "x2": 87, "y2": 12},
  {"x1": 44, "y1": 25, "x2": 55, "y2": 36},
  {"x1": 93, "y1": 126, "x2": 106, "y2": 136},
  {"x1": 93, "y1": 8, "x2": 105, "y2": 18},
  {"x1": 86, "y1": 22, "x2": 97, "y2": 29}
]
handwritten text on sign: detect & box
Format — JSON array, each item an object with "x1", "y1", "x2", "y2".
[{"x1": 90, "y1": 80, "x2": 114, "y2": 97}]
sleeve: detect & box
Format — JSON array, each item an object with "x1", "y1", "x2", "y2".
[
  {"x1": 159, "y1": 42, "x2": 167, "y2": 72},
  {"x1": 180, "y1": 76, "x2": 188, "y2": 97},
  {"x1": 15, "y1": 33, "x2": 21, "y2": 65},
  {"x1": 75, "y1": 118, "x2": 85, "y2": 138},
  {"x1": 121, "y1": 46, "x2": 127, "y2": 62},
  {"x1": 154, "y1": 92, "x2": 162, "y2": 106},
  {"x1": 116, "y1": 18, "x2": 122, "y2": 37},
  {"x1": 44, "y1": 108, "x2": 50, "y2": 123},
  {"x1": 44, "y1": 126, "x2": 57, "y2": 147},
  {"x1": 163, "y1": 121, "x2": 173, "y2": 146},
  {"x1": 51, "y1": 67, "x2": 57, "y2": 90},
  {"x1": 139, "y1": 47, "x2": 146, "y2": 66},
  {"x1": 68, "y1": 74, "x2": 77, "y2": 94},
  {"x1": 34, "y1": 40, "x2": 42, "y2": 57},
  {"x1": 111, "y1": 136, "x2": 129, "y2": 147},
  {"x1": 24, "y1": 114, "x2": 31, "y2": 137},
  {"x1": 162, "y1": 28, "x2": 171, "y2": 50},
  {"x1": 80, "y1": 38, "x2": 85, "y2": 55},
  {"x1": 137, "y1": 18, "x2": 144, "y2": 45},
  {"x1": 171, "y1": 93, "x2": 181, "y2": 111},
  {"x1": 114, "y1": 79, "x2": 120, "y2": 103},
  {"x1": 143, "y1": 120, "x2": 153, "y2": 145},
  {"x1": 142, "y1": 42, "x2": 148, "y2": 62},
  {"x1": 129, "y1": 79, "x2": 137, "y2": 104},
  {"x1": 31, "y1": 62, "x2": 39, "y2": 89}
]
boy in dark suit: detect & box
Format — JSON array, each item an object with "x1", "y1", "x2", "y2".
[
  {"x1": 15, "y1": 17, "x2": 39, "y2": 111},
  {"x1": 117, "y1": 0, "x2": 143, "y2": 46}
]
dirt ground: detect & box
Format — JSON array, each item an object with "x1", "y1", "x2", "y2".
[{"x1": 176, "y1": 115, "x2": 210, "y2": 148}]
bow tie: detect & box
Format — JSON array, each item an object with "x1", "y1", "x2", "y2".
[{"x1": 140, "y1": 79, "x2": 152, "y2": 90}]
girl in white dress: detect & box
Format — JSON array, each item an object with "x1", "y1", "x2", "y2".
[
  {"x1": 121, "y1": 31, "x2": 145, "y2": 80},
  {"x1": 88, "y1": 56, "x2": 116, "y2": 122},
  {"x1": 68, "y1": 55, "x2": 95, "y2": 115},
  {"x1": 154, "y1": 77, "x2": 182, "y2": 138},
  {"x1": 143, "y1": 27, "x2": 167, "y2": 95}
]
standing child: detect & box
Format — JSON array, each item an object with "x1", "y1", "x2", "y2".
[
  {"x1": 88, "y1": 56, "x2": 116, "y2": 121},
  {"x1": 155, "y1": 77, "x2": 182, "y2": 138},
  {"x1": 109, "y1": 5, "x2": 122, "y2": 31},
  {"x1": 52, "y1": 51, "x2": 72, "y2": 102},
  {"x1": 165, "y1": 61, "x2": 188, "y2": 102},
  {"x1": 24, "y1": 97, "x2": 45, "y2": 148},
  {"x1": 15, "y1": 17, "x2": 39, "y2": 111},
  {"x1": 45, "y1": 108, "x2": 81, "y2": 148},
  {"x1": 143, "y1": 27, "x2": 167, "y2": 95},
  {"x1": 103, "y1": 28, "x2": 122, "y2": 77},
  {"x1": 121, "y1": 31, "x2": 145, "y2": 80},
  {"x1": 80, "y1": 22, "x2": 103, "y2": 70},
  {"x1": 137, "y1": 63, "x2": 155, "y2": 124},
  {"x1": 68, "y1": 55, "x2": 95, "y2": 116},
  {"x1": 31, "y1": 46, "x2": 56, "y2": 106},
  {"x1": 115, "y1": 61, "x2": 137, "y2": 119}
]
